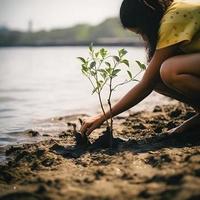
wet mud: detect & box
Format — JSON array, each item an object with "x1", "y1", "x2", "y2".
[{"x1": 0, "y1": 102, "x2": 200, "y2": 200}]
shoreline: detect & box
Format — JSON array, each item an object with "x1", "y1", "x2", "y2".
[
  {"x1": 0, "y1": 102, "x2": 200, "y2": 200},
  {"x1": 0, "y1": 93, "x2": 171, "y2": 149},
  {"x1": 0, "y1": 41, "x2": 144, "y2": 48}
]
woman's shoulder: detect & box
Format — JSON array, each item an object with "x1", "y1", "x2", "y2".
[
  {"x1": 156, "y1": 0, "x2": 200, "y2": 51},
  {"x1": 169, "y1": 0, "x2": 200, "y2": 10},
  {"x1": 162, "y1": 0, "x2": 200, "y2": 23}
]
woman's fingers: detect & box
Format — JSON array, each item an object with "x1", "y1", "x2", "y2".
[
  {"x1": 79, "y1": 114, "x2": 104, "y2": 135},
  {"x1": 86, "y1": 125, "x2": 96, "y2": 136},
  {"x1": 85, "y1": 121, "x2": 103, "y2": 135},
  {"x1": 80, "y1": 121, "x2": 91, "y2": 134}
]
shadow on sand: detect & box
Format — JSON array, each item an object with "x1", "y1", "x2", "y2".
[{"x1": 50, "y1": 128, "x2": 200, "y2": 159}]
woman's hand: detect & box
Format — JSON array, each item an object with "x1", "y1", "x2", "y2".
[{"x1": 80, "y1": 114, "x2": 105, "y2": 136}]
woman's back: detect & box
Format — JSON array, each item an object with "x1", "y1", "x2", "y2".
[{"x1": 157, "y1": 0, "x2": 200, "y2": 53}]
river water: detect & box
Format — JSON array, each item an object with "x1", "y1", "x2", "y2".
[{"x1": 0, "y1": 46, "x2": 167, "y2": 150}]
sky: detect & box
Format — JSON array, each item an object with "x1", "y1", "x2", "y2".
[{"x1": 0, "y1": 0, "x2": 123, "y2": 31}]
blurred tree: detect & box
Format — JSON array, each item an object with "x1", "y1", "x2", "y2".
[{"x1": 0, "y1": 17, "x2": 140, "y2": 46}]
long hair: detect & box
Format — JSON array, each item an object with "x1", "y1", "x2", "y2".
[{"x1": 120, "y1": 0, "x2": 173, "y2": 61}]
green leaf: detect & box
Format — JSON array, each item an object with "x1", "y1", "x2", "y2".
[
  {"x1": 95, "y1": 52, "x2": 99, "y2": 58},
  {"x1": 127, "y1": 70, "x2": 132, "y2": 79},
  {"x1": 100, "y1": 48, "x2": 107, "y2": 58},
  {"x1": 90, "y1": 70, "x2": 96, "y2": 76},
  {"x1": 106, "y1": 67, "x2": 113, "y2": 75},
  {"x1": 112, "y1": 69, "x2": 121, "y2": 77},
  {"x1": 89, "y1": 43, "x2": 93, "y2": 52},
  {"x1": 135, "y1": 60, "x2": 146, "y2": 70},
  {"x1": 105, "y1": 62, "x2": 111, "y2": 67},
  {"x1": 99, "y1": 80, "x2": 104, "y2": 84},
  {"x1": 119, "y1": 49, "x2": 128, "y2": 57},
  {"x1": 77, "y1": 57, "x2": 86, "y2": 63},
  {"x1": 81, "y1": 64, "x2": 89, "y2": 76},
  {"x1": 121, "y1": 59, "x2": 129, "y2": 67},
  {"x1": 81, "y1": 64, "x2": 88, "y2": 72},
  {"x1": 102, "y1": 73, "x2": 108, "y2": 80},
  {"x1": 90, "y1": 61, "x2": 96, "y2": 68},
  {"x1": 97, "y1": 69, "x2": 106, "y2": 73},
  {"x1": 81, "y1": 69, "x2": 87, "y2": 76},
  {"x1": 98, "y1": 69, "x2": 107, "y2": 79},
  {"x1": 96, "y1": 81, "x2": 102, "y2": 89},
  {"x1": 113, "y1": 56, "x2": 120, "y2": 62},
  {"x1": 92, "y1": 87, "x2": 98, "y2": 94}
]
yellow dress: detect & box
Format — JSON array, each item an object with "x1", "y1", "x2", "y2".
[{"x1": 156, "y1": 0, "x2": 200, "y2": 53}]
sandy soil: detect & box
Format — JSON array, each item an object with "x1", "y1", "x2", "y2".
[{"x1": 0, "y1": 102, "x2": 200, "y2": 200}]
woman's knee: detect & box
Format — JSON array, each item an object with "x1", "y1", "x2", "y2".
[{"x1": 160, "y1": 58, "x2": 178, "y2": 87}]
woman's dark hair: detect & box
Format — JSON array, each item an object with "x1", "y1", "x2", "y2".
[{"x1": 120, "y1": 0, "x2": 173, "y2": 61}]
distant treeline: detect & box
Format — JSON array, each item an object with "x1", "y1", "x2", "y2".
[{"x1": 0, "y1": 18, "x2": 143, "y2": 47}]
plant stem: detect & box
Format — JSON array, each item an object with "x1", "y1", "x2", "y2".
[
  {"x1": 94, "y1": 56, "x2": 110, "y2": 130},
  {"x1": 97, "y1": 92, "x2": 110, "y2": 129},
  {"x1": 107, "y1": 75, "x2": 114, "y2": 146},
  {"x1": 107, "y1": 60, "x2": 119, "y2": 141},
  {"x1": 113, "y1": 69, "x2": 143, "y2": 91}
]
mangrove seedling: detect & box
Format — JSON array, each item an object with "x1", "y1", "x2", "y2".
[{"x1": 78, "y1": 43, "x2": 146, "y2": 146}]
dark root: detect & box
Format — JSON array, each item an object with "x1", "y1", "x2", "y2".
[{"x1": 120, "y1": 0, "x2": 173, "y2": 62}]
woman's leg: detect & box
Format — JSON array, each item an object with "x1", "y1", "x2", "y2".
[
  {"x1": 160, "y1": 53, "x2": 200, "y2": 100},
  {"x1": 154, "y1": 80, "x2": 200, "y2": 134},
  {"x1": 154, "y1": 80, "x2": 200, "y2": 110},
  {"x1": 154, "y1": 53, "x2": 200, "y2": 133}
]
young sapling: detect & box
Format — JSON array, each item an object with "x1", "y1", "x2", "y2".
[{"x1": 78, "y1": 44, "x2": 146, "y2": 146}]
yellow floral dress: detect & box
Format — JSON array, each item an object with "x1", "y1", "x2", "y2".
[{"x1": 156, "y1": 0, "x2": 200, "y2": 53}]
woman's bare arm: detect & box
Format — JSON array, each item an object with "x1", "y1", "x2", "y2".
[
  {"x1": 103, "y1": 46, "x2": 178, "y2": 119},
  {"x1": 80, "y1": 45, "x2": 178, "y2": 135}
]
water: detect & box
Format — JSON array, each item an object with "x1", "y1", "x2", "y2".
[{"x1": 0, "y1": 46, "x2": 167, "y2": 150}]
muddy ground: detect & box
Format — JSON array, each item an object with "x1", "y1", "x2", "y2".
[{"x1": 0, "y1": 102, "x2": 200, "y2": 200}]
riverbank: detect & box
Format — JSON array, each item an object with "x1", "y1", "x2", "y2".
[
  {"x1": 0, "y1": 40, "x2": 143, "y2": 48},
  {"x1": 0, "y1": 102, "x2": 200, "y2": 200}
]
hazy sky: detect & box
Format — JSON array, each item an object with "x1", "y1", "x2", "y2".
[{"x1": 0, "y1": 0, "x2": 123, "y2": 31}]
